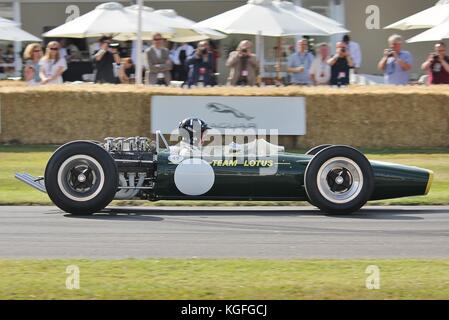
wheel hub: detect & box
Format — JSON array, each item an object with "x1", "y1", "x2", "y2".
[
  {"x1": 317, "y1": 157, "x2": 364, "y2": 204},
  {"x1": 77, "y1": 173, "x2": 87, "y2": 183},
  {"x1": 335, "y1": 175, "x2": 344, "y2": 185}
]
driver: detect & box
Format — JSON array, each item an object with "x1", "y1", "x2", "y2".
[{"x1": 178, "y1": 117, "x2": 211, "y2": 157}]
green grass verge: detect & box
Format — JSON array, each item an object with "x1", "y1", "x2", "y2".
[
  {"x1": 1, "y1": 145, "x2": 448, "y2": 206},
  {"x1": 1, "y1": 259, "x2": 448, "y2": 299}
]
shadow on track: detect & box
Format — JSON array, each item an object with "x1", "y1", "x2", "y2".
[{"x1": 60, "y1": 206, "x2": 449, "y2": 221}]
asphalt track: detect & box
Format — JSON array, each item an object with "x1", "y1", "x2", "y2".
[{"x1": 0, "y1": 206, "x2": 448, "y2": 259}]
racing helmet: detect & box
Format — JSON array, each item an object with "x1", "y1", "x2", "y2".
[{"x1": 178, "y1": 117, "x2": 211, "y2": 146}]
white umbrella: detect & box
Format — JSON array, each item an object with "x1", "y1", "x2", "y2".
[
  {"x1": 0, "y1": 25, "x2": 41, "y2": 42},
  {"x1": 0, "y1": 17, "x2": 40, "y2": 42},
  {"x1": 153, "y1": 9, "x2": 226, "y2": 43},
  {"x1": 385, "y1": 0, "x2": 449, "y2": 30},
  {"x1": 0, "y1": 17, "x2": 19, "y2": 28},
  {"x1": 43, "y1": 2, "x2": 172, "y2": 38},
  {"x1": 113, "y1": 6, "x2": 226, "y2": 42},
  {"x1": 273, "y1": 0, "x2": 349, "y2": 35},
  {"x1": 407, "y1": 20, "x2": 449, "y2": 43},
  {"x1": 111, "y1": 5, "x2": 174, "y2": 41},
  {"x1": 195, "y1": 0, "x2": 344, "y2": 37}
]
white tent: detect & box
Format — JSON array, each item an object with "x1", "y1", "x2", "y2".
[
  {"x1": 153, "y1": 9, "x2": 226, "y2": 43},
  {"x1": 0, "y1": 17, "x2": 19, "y2": 28},
  {"x1": 0, "y1": 26, "x2": 41, "y2": 42},
  {"x1": 43, "y1": 2, "x2": 172, "y2": 38},
  {"x1": 0, "y1": 17, "x2": 40, "y2": 42},
  {"x1": 195, "y1": 0, "x2": 345, "y2": 37},
  {"x1": 273, "y1": 0, "x2": 349, "y2": 35},
  {"x1": 385, "y1": 0, "x2": 449, "y2": 30},
  {"x1": 407, "y1": 20, "x2": 449, "y2": 43},
  {"x1": 113, "y1": 6, "x2": 226, "y2": 42},
  {"x1": 111, "y1": 5, "x2": 174, "y2": 41}
]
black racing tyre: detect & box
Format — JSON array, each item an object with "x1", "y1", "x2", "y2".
[
  {"x1": 45, "y1": 141, "x2": 118, "y2": 215},
  {"x1": 305, "y1": 144, "x2": 333, "y2": 156},
  {"x1": 304, "y1": 145, "x2": 374, "y2": 215}
]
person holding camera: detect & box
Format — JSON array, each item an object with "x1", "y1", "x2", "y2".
[
  {"x1": 185, "y1": 41, "x2": 216, "y2": 87},
  {"x1": 93, "y1": 36, "x2": 121, "y2": 84},
  {"x1": 145, "y1": 33, "x2": 172, "y2": 85},
  {"x1": 327, "y1": 42, "x2": 354, "y2": 86},
  {"x1": 421, "y1": 42, "x2": 449, "y2": 85},
  {"x1": 287, "y1": 39, "x2": 314, "y2": 85},
  {"x1": 226, "y1": 40, "x2": 259, "y2": 86},
  {"x1": 378, "y1": 34, "x2": 413, "y2": 85},
  {"x1": 342, "y1": 35, "x2": 362, "y2": 73}
]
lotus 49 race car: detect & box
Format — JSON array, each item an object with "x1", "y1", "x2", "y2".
[{"x1": 15, "y1": 130, "x2": 433, "y2": 215}]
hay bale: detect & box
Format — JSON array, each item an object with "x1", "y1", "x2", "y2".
[{"x1": 0, "y1": 84, "x2": 448, "y2": 148}]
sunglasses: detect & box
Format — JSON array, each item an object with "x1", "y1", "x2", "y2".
[
  {"x1": 49, "y1": 47, "x2": 58, "y2": 51},
  {"x1": 153, "y1": 38, "x2": 162, "y2": 41},
  {"x1": 33, "y1": 49, "x2": 42, "y2": 53}
]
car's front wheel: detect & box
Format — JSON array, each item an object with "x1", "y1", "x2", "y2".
[
  {"x1": 304, "y1": 146, "x2": 374, "y2": 214},
  {"x1": 45, "y1": 141, "x2": 118, "y2": 215}
]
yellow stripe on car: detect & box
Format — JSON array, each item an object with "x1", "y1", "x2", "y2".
[{"x1": 425, "y1": 170, "x2": 434, "y2": 195}]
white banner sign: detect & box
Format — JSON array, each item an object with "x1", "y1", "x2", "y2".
[{"x1": 151, "y1": 96, "x2": 306, "y2": 135}]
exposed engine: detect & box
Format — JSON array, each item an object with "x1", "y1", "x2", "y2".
[{"x1": 103, "y1": 137, "x2": 157, "y2": 200}]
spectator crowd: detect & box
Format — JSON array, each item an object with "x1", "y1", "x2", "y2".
[{"x1": 19, "y1": 33, "x2": 449, "y2": 87}]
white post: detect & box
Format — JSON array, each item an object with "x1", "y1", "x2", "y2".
[
  {"x1": 13, "y1": 0, "x2": 22, "y2": 77},
  {"x1": 135, "y1": 0, "x2": 143, "y2": 85},
  {"x1": 256, "y1": 31, "x2": 264, "y2": 78},
  {"x1": 329, "y1": 0, "x2": 346, "y2": 49},
  {"x1": 293, "y1": 0, "x2": 304, "y2": 44}
]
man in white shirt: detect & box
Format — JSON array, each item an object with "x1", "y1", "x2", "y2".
[
  {"x1": 309, "y1": 43, "x2": 331, "y2": 85},
  {"x1": 343, "y1": 35, "x2": 362, "y2": 73}
]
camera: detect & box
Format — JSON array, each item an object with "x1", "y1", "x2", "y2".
[
  {"x1": 387, "y1": 49, "x2": 394, "y2": 57},
  {"x1": 433, "y1": 54, "x2": 440, "y2": 61},
  {"x1": 241, "y1": 48, "x2": 248, "y2": 54},
  {"x1": 340, "y1": 48, "x2": 346, "y2": 53},
  {"x1": 201, "y1": 48, "x2": 208, "y2": 55}
]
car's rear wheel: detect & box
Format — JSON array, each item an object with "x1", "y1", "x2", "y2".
[
  {"x1": 305, "y1": 144, "x2": 333, "y2": 156},
  {"x1": 304, "y1": 146, "x2": 374, "y2": 214},
  {"x1": 45, "y1": 141, "x2": 118, "y2": 215}
]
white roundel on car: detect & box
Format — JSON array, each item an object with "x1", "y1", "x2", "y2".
[{"x1": 174, "y1": 158, "x2": 215, "y2": 196}]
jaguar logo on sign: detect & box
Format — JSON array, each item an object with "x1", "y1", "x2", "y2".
[
  {"x1": 206, "y1": 102, "x2": 257, "y2": 129},
  {"x1": 206, "y1": 103, "x2": 255, "y2": 121}
]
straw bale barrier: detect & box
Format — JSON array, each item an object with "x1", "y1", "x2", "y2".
[{"x1": 0, "y1": 83, "x2": 448, "y2": 148}]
